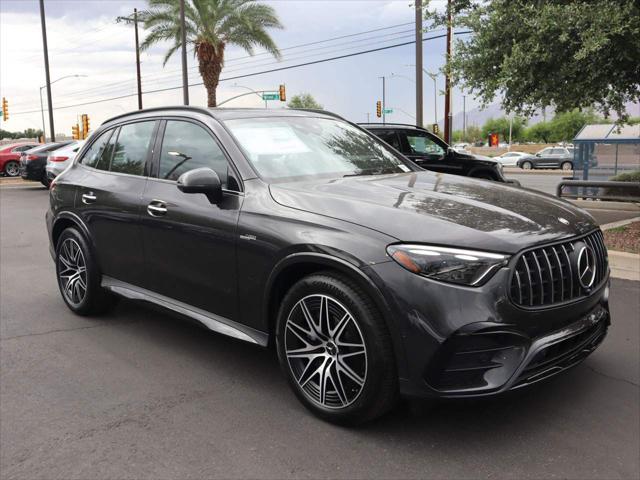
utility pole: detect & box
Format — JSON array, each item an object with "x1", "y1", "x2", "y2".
[
  {"x1": 381, "y1": 76, "x2": 386, "y2": 124},
  {"x1": 39, "y1": 0, "x2": 55, "y2": 142},
  {"x1": 366, "y1": 113, "x2": 370, "y2": 123},
  {"x1": 462, "y1": 94, "x2": 466, "y2": 141},
  {"x1": 444, "y1": 0, "x2": 453, "y2": 144},
  {"x1": 415, "y1": 0, "x2": 423, "y2": 128},
  {"x1": 179, "y1": 0, "x2": 189, "y2": 105},
  {"x1": 134, "y1": 9, "x2": 143, "y2": 109},
  {"x1": 116, "y1": 10, "x2": 144, "y2": 108}
]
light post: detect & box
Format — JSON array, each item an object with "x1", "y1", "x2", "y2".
[
  {"x1": 406, "y1": 64, "x2": 438, "y2": 126},
  {"x1": 231, "y1": 84, "x2": 268, "y2": 108},
  {"x1": 39, "y1": 74, "x2": 87, "y2": 140}
]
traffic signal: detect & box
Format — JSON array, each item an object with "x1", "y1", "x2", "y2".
[
  {"x1": 81, "y1": 114, "x2": 90, "y2": 139},
  {"x1": 2, "y1": 97, "x2": 8, "y2": 121},
  {"x1": 278, "y1": 84, "x2": 286, "y2": 102},
  {"x1": 376, "y1": 101, "x2": 382, "y2": 118},
  {"x1": 72, "y1": 124, "x2": 80, "y2": 140},
  {"x1": 432, "y1": 123, "x2": 440, "y2": 135}
]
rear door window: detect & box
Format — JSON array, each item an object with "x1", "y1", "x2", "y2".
[
  {"x1": 80, "y1": 130, "x2": 114, "y2": 170},
  {"x1": 110, "y1": 121, "x2": 156, "y2": 176},
  {"x1": 374, "y1": 130, "x2": 402, "y2": 151}
]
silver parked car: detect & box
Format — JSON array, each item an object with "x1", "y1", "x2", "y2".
[{"x1": 45, "y1": 141, "x2": 85, "y2": 184}]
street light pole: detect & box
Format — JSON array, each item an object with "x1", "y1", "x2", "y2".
[
  {"x1": 179, "y1": 0, "x2": 189, "y2": 105},
  {"x1": 378, "y1": 76, "x2": 386, "y2": 124},
  {"x1": 463, "y1": 94, "x2": 466, "y2": 141},
  {"x1": 444, "y1": 0, "x2": 453, "y2": 144},
  {"x1": 134, "y1": 8, "x2": 143, "y2": 109},
  {"x1": 39, "y1": 75, "x2": 88, "y2": 140},
  {"x1": 415, "y1": 0, "x2": 423, "y2": 128},
  {"x1": 39, "y1": 0, "x2": 55, "y2": 142}
]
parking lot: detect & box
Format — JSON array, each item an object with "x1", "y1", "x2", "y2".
[{"x1": 1, "y1": 184, "x2": 639, "y2": 479}]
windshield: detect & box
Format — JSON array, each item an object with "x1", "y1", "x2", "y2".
[{"x1": 224, "y1": 116, "x2": 412, "y2": 182}]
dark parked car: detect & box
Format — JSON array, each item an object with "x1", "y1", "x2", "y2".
[
  {"x1": 517, "y1": 146, "x2": 575, "y2": 170},
  {"x1": 0, "y1": 142, "x2": 40, "y2": 177},
  {"x1": 362, "y1": 123, "x2": 507, "y2": 182},
  {"x1": 20, "y1": 141, "x2": 74, "y2": 186},
  {"x1": 47, "y1": 107, "x2": 610, "y2": 424}
]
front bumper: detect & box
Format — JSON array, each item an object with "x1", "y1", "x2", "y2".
[{"x1": 367, "y1": 260, "x2": 610, "y2": 399}]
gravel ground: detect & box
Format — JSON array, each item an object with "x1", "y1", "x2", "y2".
[{"x1": 604, "y1": 221, "x2": 640, "y2": 254}]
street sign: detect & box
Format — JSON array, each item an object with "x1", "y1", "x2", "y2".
[
  {"x1": 383, "y1": 108, "x2": 393, "y2": 114},
  {"x1": 262, "y1": 93, "x2": 280, "y2": 101}
]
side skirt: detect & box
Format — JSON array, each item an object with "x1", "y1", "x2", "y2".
[{"x1": 101, "y1": 276, "x2": 268, "y2": 346}]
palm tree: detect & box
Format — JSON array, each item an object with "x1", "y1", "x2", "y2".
[{"x1": 141, "y1": 0, "x2": 283, "y2": 107}]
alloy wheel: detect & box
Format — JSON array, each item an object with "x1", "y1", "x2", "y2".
[
  {"x1": 58, "y1": 238, "x2": 88, "y2": 306},
  {"x1": 285, "y1": 294, "x2": 368, "y2": 409},
  {"x1": 4, "y1": 161, "x2": 19, "y2": 177}
]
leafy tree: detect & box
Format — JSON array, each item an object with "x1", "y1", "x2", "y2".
[
  {"x1": 287, "y1": 93, "x2": 323, "y2": 109},
  {"x1": 425, "y1": 0, "x2": 640, "y2": 121},
  {"x1": 452, "y1": 125, "x2": 482, "y2": 143},
  {"x1": 547, "y1": 109, "x2": 600, "y2": 142},
  {"x1": 141, "y1": 0, "x2": 283, "y2": 107},
  {"x1": 481, "y1": 116, "x2": 527, "y2": 143},
  {"x1": 0, "y1": 128, "x2": 43, "y2": 140},
  {"x1": 524, "y1": 121, "x2": 553, "y2": 143}
]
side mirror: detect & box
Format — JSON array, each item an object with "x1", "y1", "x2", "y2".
[
  {"x1": 177, "y1": 167, "x2": 223, "y2": 204},
  {"x1": 535, "y1": 153, "x2": 541, "y2": 157}
]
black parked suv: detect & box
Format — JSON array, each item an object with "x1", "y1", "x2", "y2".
[
  {"x1": 47, "y1": 107, "x2": 610, "y2": 424},
  {"x1": 362, "y1": 123, "x2": 507, "y2": 181},
  {"x1": 20, "y1": 141, "x2": 74, "y2": 186}
]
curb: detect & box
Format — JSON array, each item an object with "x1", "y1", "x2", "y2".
[
  {"x1": 569, "y1": 199, "x2": 640, "y2": 212},
  {"x1": 503, "y1": 168, "x2": 571, "y2": 176},
  {"x1": 600, "y1": 217, "x2": 640, "y2": 231},
  {"x1": 608, "y1": 249, "x2": 640, "y2": 281}
]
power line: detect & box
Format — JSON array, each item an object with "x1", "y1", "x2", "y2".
[{"x1": 11, "y1": 31, "x2": 469, "y2": 115}]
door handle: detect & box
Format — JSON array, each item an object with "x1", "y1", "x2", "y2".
[
  {"x1": 147, "y1": 201, "x2": 167, "y2": 217},
  {"x1": 81, "y1": 192, "x2": 97, "y2": 204}
]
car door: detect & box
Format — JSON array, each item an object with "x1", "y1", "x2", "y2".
[
  {"x1": 534, "y1": 147, "x2": 554, "y2": 167},
  {"x1": 138, "y1": 118, "x2": 243, "y2": 321},
  {"x1": 75, "y1": 120, "x2": 158, "y2": 287},
  {"x1": 399, "y1": 129, "x2": 455, "y2": 174}
]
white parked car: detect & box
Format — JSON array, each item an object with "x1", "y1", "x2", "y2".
[
  {"x1": 495, "y1": 151, "x2": 531, "y2": 167},
  {"x1": 45, "y1": 140, "x2": 85, "y2": 186}
]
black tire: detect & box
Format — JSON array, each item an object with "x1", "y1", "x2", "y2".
[
  {"x1": 521, "y1": 161, "x2": 533, "y2": 170},
  {"x1": 4, "y1": 160, "x2": 19, "y2": 177},
  {"x1": 55, "y1": 227, "x2": 117, "y2": 315},
  {"x1": 276, "y1": 272, "x2": 397, "y2": 425},
  {"x1": 561, "y1": 161, "x2": 573, "y2": 171}
]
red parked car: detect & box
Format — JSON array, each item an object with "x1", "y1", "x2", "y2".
[{"x1": 0, "y1": 142, "x2": 40, "y2": 177}]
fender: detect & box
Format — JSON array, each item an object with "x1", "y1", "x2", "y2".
[
  {"x1": 51, "y1": 210, "x2": 98, "y2": 257},
  {"x1": 264, "y1": 251, "x2": 409, "y2": 378}
]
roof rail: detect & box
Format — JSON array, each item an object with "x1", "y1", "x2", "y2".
[
  {"x1": 102, "y1": 105, "x2": 214, "y2": 125},
  {"x1": 288, "y1": 108, "x2": 347, "y2": 121},
  {"x1": 358, "y1": 122, "x2": 426, "y2": 129}
]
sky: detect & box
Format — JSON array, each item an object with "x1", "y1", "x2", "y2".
[{"x1": 0, "y1": 0, "x2": 480, "y2": 136}]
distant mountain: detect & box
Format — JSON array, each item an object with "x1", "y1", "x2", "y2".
[{"x1": 446, "y1": 101, "x2": 640, "y2": 130}]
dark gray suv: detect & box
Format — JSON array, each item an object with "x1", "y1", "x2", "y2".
[{"x1": 47, "y1": 107, "x2": 610, "y2": 424}]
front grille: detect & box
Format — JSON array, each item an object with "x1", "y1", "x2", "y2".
[{"x1": 510, "y1": 230, "x2": 608, "y2": 308}]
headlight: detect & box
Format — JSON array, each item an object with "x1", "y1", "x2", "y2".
[{"x1": 387, "y1": 244, "x2": 509, "y2": 286}]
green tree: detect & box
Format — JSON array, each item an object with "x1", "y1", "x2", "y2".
[
  {"x1": 141, "y1": 0, "x2": 283, "y2": 107},
  {"x1": 548, "y1": 109, "x2": 600, "y2": 142},
  {"x1": 426, "y1": 0, "x2": 640, "y2": 121},
  {"x1": 452, "y1": 125, "x2": 482, "y2": 143},
  {"x1": 481, "y1": 116, "x2": 527, "y2": 143},
  {"x1": 524, "y1": 121, "x2": 553, "y2": 143},
  {"x1": 287, "y1": 93, "x2": 323, "y2": 109}
]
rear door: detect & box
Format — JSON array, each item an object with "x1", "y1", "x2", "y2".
[
  {"x1": 75, "y1": 120, "x2": 158, "y2": 287},
  {"x1": 138, "y1": 118, "x2": 243, "y2": 320}
]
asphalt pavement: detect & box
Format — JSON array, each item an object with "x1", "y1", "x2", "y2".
[{"x1": 1, "y1": 185, "x2": 639, "y2": 479}]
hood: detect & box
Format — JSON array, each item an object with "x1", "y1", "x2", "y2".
[{"x1": 269, "y1": 172, "x2": 597, "y2": 254}]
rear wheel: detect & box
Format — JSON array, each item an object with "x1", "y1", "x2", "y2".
[
  {"x1": 55, "y1": 227, "x2": 116, "y2": 315},
  {"x1": 276, "y1": 272, "x2": 397, "y2": 424},
  {"x1": 521, "y1": 161, "x2": 533, "y2": 170},
  {"x1": 4, "y1": 161, "x2": 19, "y2": 177},
  {"x1": 561, "y1": 161, "x2": 573, "y2": 171}
]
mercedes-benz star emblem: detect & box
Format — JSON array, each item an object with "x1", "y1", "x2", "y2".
[{"x1": 577, "y1": 245, "x2": 597, "y2": 289}]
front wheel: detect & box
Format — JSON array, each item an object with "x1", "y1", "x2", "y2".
[
  {"x1": 561, "y1": 161, "x2": 573, "y2": 171},
  {"x1": 276, "y1": 273, "x2": 397, "y2": 424},
  {"x1": 521, "y1": 161, "x2": 533, "y2": 170},
  {"x1": 4, "y1": 161, "x2": 19, "y2": 177}
]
